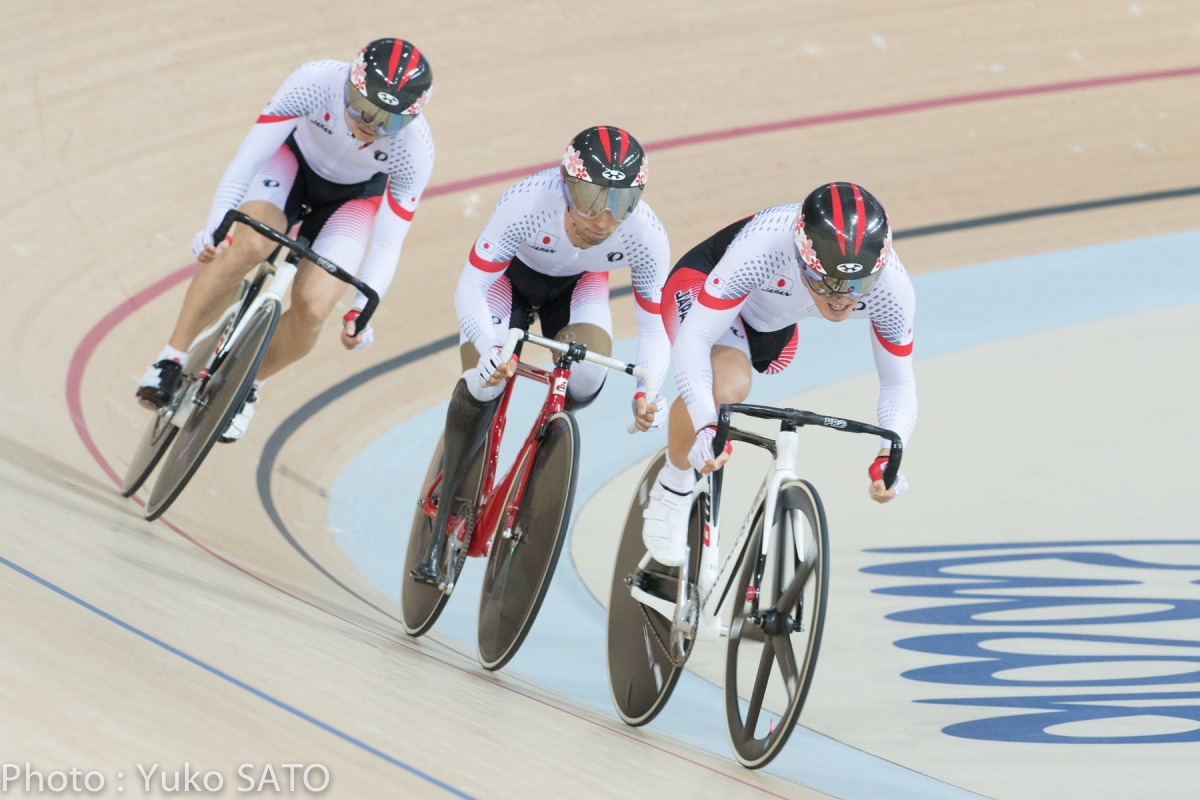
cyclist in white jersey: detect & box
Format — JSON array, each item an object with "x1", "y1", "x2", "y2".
[
  {"x1": 411, "y1": 126, "x2": 670, "y2": 583},
  {"x1": 456, "y1": 126, "x2": 670, "y2": 416},
  {"x1": 136, "y1": 38, "x2": 435, "y2": 441},
  {"x1": 642, "y1": 183, "x2": 917, "y2": 566}
]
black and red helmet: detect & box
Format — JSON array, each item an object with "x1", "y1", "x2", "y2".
[
  {"x1": 560, "y1": 126, "x2": 648, "y2": 221},
  {"x1": 347, "y1": 38, "x2": 432, "y2": 135},
  {"x1": 795, "y1": 182, "x2": 891, "y2": 299}
]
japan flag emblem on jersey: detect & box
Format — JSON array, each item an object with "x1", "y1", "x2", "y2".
[
  {"x1": 478, "y1": 239, "x2": 496, "y2": 256},
  {"x1": 764, "y1": 273, "x2": 794, "y2": 296},
  {"x1": 532, "y1": 231, "x2": 559, "y2": 251}
]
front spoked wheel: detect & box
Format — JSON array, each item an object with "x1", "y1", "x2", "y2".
[
  {"x1": 477, "y1": 411, "x2": 579, "y2": 671},
  {"x1": 606, "y1": 449, "x2": 704, "y2": 726},
  {"x1": 725, "y1": 479, "x2": 828, "y2": 768},
  {"x1": 144, "y1": 300, "x2": 280, "y2": 520}
]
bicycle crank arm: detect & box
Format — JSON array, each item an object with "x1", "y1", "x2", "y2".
[{"x1": 630, "y1": 585, "x2": 677, "y2": 621}]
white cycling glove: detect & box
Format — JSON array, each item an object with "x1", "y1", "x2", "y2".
[
  {"x1": 466, "y1": 345, "x2": 511, "y2": 402},
  {"x1": 688, "y1": 425, "x2": 732, "y2": 473},
  {"x1": 191, "y1": 227, "x2": 215, "y2": 257},
  {"x1": 631, "y1": 392, "x2": 670, "y2": 431},
  {"x1": 342, "y1": 310, "x2": 375, "y2": 351}
]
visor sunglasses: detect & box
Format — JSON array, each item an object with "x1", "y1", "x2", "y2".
[
  {"x1": 345, "y1": 84, "x2": 416, "y2": 136},
  {"x1": 562, "y1": 176, "x2": 644, "y2": 222}
]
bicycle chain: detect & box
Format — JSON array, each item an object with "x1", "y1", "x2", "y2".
[{"x1": 637, "y1": 574, "x2": 697, "y2": 669}]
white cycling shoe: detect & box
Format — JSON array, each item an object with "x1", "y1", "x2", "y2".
[
  {"x1": 219, "y1": 384, "x2": 260, "y2": 443},
  {"x1": 642, "y1": 481, "x2": 691, "y2": 567}
]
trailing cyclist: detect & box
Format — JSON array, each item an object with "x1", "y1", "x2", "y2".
[
  {"x1": 411, "y1": 125, "x2": 671, "y2": 583},
  {"x1": 136, "y1": 38, "x2": 435, "y2": 442},
  {"x1": 643, "y1": 182, "x2": 917, "y2": 566}
]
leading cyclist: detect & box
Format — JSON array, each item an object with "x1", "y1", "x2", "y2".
[
  {"x1": 642, "y1": 183, "x2": 917, "y2": 566},
  {"x1": 411, "y1": 125, "x2": 671, "y2": 583},
  {"x1": 135, "y1": 38, "x2": 435, "y2": 441}
]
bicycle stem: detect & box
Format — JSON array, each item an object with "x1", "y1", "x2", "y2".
[
  {"x1": 213, "y1": 209, "x2": 381, "y2": 331},
  {"x1": 496, "y1": 327, "x2": 658, "y2": 433}
]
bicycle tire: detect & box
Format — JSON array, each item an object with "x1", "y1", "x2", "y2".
[
  {"x1": 606, "y1": 449, "x2": 705, "y2": 726},
  {"x1": 476, "y1": 411, "x2": 579, "y2": 671},
  {"x1": 725, "y1": 479, "x2": 829, "y2": 769},
  {"x1": 400, "y1": 432, "x2": 488, "y2": 636},
  {"x1": 121, "y1": 311, "x2": 233, "y2": 497},
  {"x1": 143, "y1": 300, "x2": 280, "y2": 520}
]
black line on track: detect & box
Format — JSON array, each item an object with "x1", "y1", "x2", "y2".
[{"x1": 257, "y1": 184, "x2": 1200, "y2": 612}]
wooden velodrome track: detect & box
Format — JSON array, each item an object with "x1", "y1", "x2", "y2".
[{"x1": 3, "y1": 1, "x2": 1198, "y2": 796}]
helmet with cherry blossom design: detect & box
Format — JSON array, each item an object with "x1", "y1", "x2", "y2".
[
  {"x1": 795, "y1": 182, "x2": 891, "y2": 299},
  {"x1": 560, "y1": 126, "x2": 647, "y2": 221},
  {"x1": 346, "y1": 38, "x2": 432, "y2": 136}
]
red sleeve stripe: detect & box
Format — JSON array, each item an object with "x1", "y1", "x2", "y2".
[
  {"x1": 873, "y1": 323, "x2": 913, "y2": 357},
  {"x1": 387, "y1": 189, "x2": 415, "y2": 221},
  {"x1": 468, "y1": 247, "x2": 511, "y2": 273},
  {"x1": 256, "y1": 114, "x2": 298, "y2": 124},
  {"x1": 698, "y1": 289, "x2": 747, "y2": 310},
  {"x1": 633, "y1": 287, "x2": 660, "y2": 314}
]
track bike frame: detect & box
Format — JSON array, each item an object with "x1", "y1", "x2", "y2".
[
  {"x1": 169, "y1": 209, "x2": 381, "y2": 430},
  {"x1": 629, "y1": 404, "x2": 903, "y2": 645},
  {"x1": 420, "y1": 328, "x2": 657, "y2": 589}
]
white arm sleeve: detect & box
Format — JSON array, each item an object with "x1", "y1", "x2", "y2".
[
  {"x1": 628, "y1": 213, "x2": 672, "y2": 396},
  {"x1": 202, "y1": 62, "x2": 339, "y2": 231},
  {"x1": 675, "y1": 298, "x2": 746, "y2": 431},
  {"x1": 867, "y1": 254, "x2": 918, "y2": 449},
  {"x1": 354, "y1": 119, "x2": 435, "y2": 308}
]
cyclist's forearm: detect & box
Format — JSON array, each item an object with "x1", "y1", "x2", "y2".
[
  {"x1": 632, "y1": 303, "x2": 670, "y2": 397},
  {"x1": 454, "y1": 265, "x2": 506, "y2": 352}
]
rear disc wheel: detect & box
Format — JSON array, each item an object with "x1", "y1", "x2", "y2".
[
  {"x1": 400, "y1": 434, "x2": 487, "y2": 636},
  {"x1": 606, "y1": 450, "x2": 704, "y2": 726}
]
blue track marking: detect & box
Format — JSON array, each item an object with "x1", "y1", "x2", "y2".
[{"x1": 0, "y1": 553, "x2": 475, "y2": 800}]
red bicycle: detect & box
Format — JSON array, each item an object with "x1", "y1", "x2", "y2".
[{"x1": 401, "y1": 326, "x2": 658, "y2": 670}]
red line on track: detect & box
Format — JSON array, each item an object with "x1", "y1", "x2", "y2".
[
  {"x1": 64, "y1": 63, "x2": 1200, "y2": 793},
  {"x1": 425, "y1": 64, "x2": 1200, "y2": 199}
]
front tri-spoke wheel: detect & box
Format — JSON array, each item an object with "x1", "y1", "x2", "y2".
[
  {"x1": 477, "y1": 411, "x2": 579, "y2": 671},
  {"x1": 725, "y1": 479, "x2": 828, "y2": 768}
]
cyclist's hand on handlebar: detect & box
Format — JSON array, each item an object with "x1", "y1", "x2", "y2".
[
  {"x1": 342, "y1": 310, "x2": 374, "y2": 351},
  {"x1": 868, "y1": 451, "x2": 908, "y2": 504},
  {"x1": 192, "y1": 227, "x2": 229, "y2": 263},
  {"x1": 479, "y1": 345, "x2": 517, "y2": 387},
  {"x1": 689, "y1": 425, "x2": 733, "y2": 475},
  {"x1": 631, "y1": 392, "x2": 668, "y2": 432}
]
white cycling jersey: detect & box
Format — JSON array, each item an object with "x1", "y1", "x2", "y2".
[
  {"x1": 202, "y1": 60, "x2": 435, "y2": 308},
  {"x1": 454, "y1": 168, "x2": 671, "y2": 395},
  {"x1": 674, "y1": 203, "x2": 917, "y2": 448}
]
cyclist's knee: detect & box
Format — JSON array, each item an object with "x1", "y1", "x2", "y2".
[
  {"x1": 712, "y1": 346, "x2": 753, "y2": 405},
  {"x1": 556, "y1": 323, "x2": 612, "y2": 356},
  {"x1": 566, "y1": 364, "x2": 605, "y2": 409},
  {"x1": 460, "y1": 342, "x2": 481, "y2": 373}
]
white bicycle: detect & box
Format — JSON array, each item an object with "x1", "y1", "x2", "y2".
[
  {"x1": 121, "y1": 209, "x2": 380, "y2": 520},
  {"x1": 606, "y1": 402, "x2": 903, "y2": 768}
]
